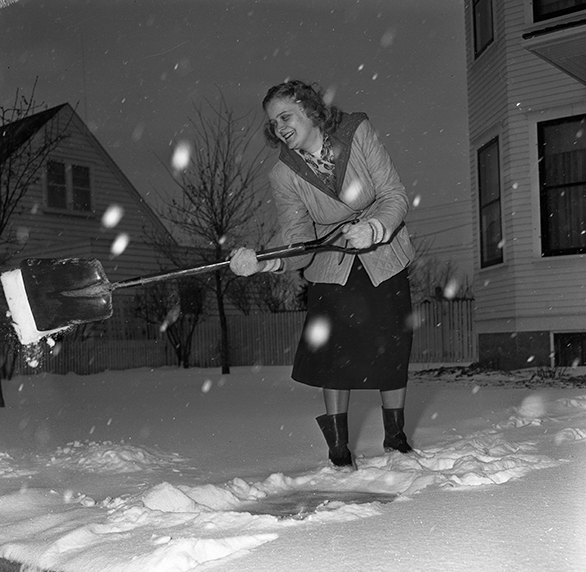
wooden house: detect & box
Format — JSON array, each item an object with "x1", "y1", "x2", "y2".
[
  {"x1": 464, "y1": 0, "x2": 586, "y2": 368},
  {"x1": 1, "y1": 103, "x2": 177, "y2": 338}
]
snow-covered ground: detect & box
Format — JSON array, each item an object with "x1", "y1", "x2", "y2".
[{"x1": 0, "y1": 364, "x2": 585, "y2": 571}]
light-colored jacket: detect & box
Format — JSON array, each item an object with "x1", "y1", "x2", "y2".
[{"x1": 270, "y1": 113, "x2": 415, "y2": 287}]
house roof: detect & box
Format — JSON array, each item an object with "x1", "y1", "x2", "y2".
[
  {"x1": 0, "y1": 103, "x2": 67, "y2": 165},
  {"x1": 1, "y1": 102, "x2": 177, "y2": 247}
]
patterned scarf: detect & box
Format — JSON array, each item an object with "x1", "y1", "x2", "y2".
[{"x1": 296, "y1": 134, "x2": 336, "y2": 191}]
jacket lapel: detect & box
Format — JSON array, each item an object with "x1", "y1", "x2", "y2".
[
  {"x1": 278, "y1": 112, "x2": 369, "y2": 203},
  {"x1": 330, "y1": 112, "x2": 368, "y2": 196},
  {"x1": 278, "y1": 146, "x2": 337, "y2": 199}
]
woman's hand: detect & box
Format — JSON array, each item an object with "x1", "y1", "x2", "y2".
[
  {"x1": 342, "y1": 218, "x2": 386, "y2": 249},
  {"x1": 230, "y1": 247, "x2": 261, "y2": 276},
  {"x1": 229, "y1": 248, "x2": 282, "y2": 276}
]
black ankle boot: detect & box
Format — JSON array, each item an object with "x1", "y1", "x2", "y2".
[
  {"x1": 316, "y1": 413, "x2": 354, "y2": 468},
  {"x1": 382, "y1": 407, "x2": 412, "y2": 454}
]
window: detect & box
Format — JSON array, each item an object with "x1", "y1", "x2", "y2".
[
  {"x1": 46, "y1": 161, "x2": 67, "y2": 210},
  {"x1": 538, "y1": 115, "x2": 586, "y2": 256},
  {"x1": 478, "y1": 137, "x2": 503, "y2": 268},
  {"x1": 473, "y1": 0, "x2": 494, "y2": 57},
  {"x1": 533, "y1": 0, "x2": 586, "y2": 22},
  {"x1": 46, "y1": 160, "x2": 92, "y2": 213},
  {"x1": 555, "y1": 332, "x2": 586, "y2": 366},
  {"x1": 71, "y1": 165, "x2": 91, "y2": 211}
]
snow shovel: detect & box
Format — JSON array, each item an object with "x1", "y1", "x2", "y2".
[{"x1": 2, "y1": 220, "x2": 360, "y2": 342}]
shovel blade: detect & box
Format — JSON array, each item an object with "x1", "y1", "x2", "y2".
[{"x1": 20, "y1": 258, "x2": 114, "y2": 331}]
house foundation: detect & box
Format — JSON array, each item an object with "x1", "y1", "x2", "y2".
[{"x1": 478, "y1": 331, "x2": 550, "y2": 370}]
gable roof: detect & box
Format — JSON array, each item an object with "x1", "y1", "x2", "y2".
[
  {"x1": 0, "y1": 104, "x2": 67, "y2": 165},
  {"x1": 1, "y1": 102, "x2": 176, "y2": 246}
]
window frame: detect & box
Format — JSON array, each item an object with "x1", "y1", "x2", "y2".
[
  {"x1": 533, "y1": 0, "x2": 586, "y2": 23},
  {"x1": 473, "y1": 0, "x2": 494, "y2": 58},
  {"x1": 537, "y1": 113, "x2": 586, "y2": 257},
  {"x1": 45, "y1": 159, "x2": 93, "y2": 214},
  {"x1": 477, "y1": 136, "x2": 504, "y2": 269}
]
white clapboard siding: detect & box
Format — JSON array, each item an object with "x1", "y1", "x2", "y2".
[
  {"x1": 465, "y1": 0, "x2": 586, "y2": 336},
  {"x1": 10, "y1": 104, "x2": 173, "y2": 283}
]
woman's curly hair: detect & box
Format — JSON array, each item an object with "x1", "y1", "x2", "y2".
[{"x1": 261, "y1": 80, "x2": 343, "y2": 148}]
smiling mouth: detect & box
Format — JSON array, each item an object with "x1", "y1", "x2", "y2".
[{"x1": 282, "y1": 131, "x2": 294, "y2": 141}]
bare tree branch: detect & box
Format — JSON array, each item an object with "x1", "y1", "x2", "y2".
[
  {"x1": 0, "y1": 79, "x2": 71, "y2": 265},
  {"x1": 153, "y1": 94, "x2": 274, "y2": 373}
]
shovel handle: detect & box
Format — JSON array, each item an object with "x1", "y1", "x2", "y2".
[{"x1": 113, "y1": 219, "x2": 361, "y2": 290}]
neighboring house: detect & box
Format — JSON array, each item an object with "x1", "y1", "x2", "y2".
[
  {"x1": 0, "y1": 103, "x2": 177, "y2": 338},
  {"x1": 465, "y1": 0, "x2": 586, "y2": 368}
]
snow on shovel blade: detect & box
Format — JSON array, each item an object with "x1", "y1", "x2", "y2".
[{"x1": 20, "y1": 258, "x2": 113, "y2": 332}]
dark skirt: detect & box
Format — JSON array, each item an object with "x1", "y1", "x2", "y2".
[{"x1": 292, "y1": 260, "x2": 413, "y2": 391}]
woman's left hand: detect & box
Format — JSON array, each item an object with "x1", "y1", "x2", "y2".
[
  {"x1": 229, "y1": 247, "x2": 261, "y2": 276},
  {"x1": 341, "y1": 220, "x2": 376, "y2": 249}
]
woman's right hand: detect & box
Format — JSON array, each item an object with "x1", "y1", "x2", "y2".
[{"x1": 229, "y1": 247, "x2": 261, "y2": 276}]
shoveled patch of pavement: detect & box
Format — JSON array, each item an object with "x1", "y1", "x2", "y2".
[{"x1": 236, "y1": 489, "x2": 396, "y2": 520}]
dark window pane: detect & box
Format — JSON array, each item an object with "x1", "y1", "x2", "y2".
[
  {"x1": 474, "y1": 0, "x2": 493, "y2": 56},
  {"x1": 72, "y1": 165, "x2": 91, "y2": 211},
  {"x1": 534, "y1": 0, "x2": 586, "y2": 21},
  {"x1": 478, "y1": 138, "x2": 503, "y2": 267},
  {"x1": 539, "y1": 115, "x2": 586, "y2": 255},
  {"x1": 46, "y1": 160, "x2": 67, "y2": 209}
]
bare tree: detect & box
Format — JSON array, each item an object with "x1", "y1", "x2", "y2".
[
  {"x1": 0, "y1": 82, "x2": 71, "y2": 405},
  {"x1": 0, "y1": 80, "x2": 70, "y2": 264},
  {"x1": 409, "y1": 235, "x2": 473, "y2": 304},
  {"x1": 254, "y1": 272, "x2": 306, "y2": 313},
  {"x1": 225, "y1": 277, "x2": 255, "y2": 316},
  {"x1": 157, "y1": 95, "x2": 272, "y2": 373},
  {"x1": 134, "y1": 278, "x2": 206, "y2": 368},
  {"x1": 226, "y1": 271, "x2": 304, "y2": 315}
]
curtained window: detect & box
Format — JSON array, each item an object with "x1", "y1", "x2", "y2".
[
  {"x1": 478, "y1": 137, "x2": 503, "y2": 268},
  {"x1": 46, "y1": 160, "x2": 92, "y2": 213},
  {"x1": 539, "y1": 115, "x2": 586, "y2": 256}
]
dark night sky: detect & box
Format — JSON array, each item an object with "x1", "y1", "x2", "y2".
[{"x1": 1, "y1": 0, "x2": 471, "y2": 265}]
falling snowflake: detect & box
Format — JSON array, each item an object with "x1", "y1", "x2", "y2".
[
  {"x1": 101, "y1": 204, "x2": 125, "y2": 229},
  {"x1": 443, "y1": 278, "x2": 459, "y2": 300},
  {"x1": 380, "y1": 28, "x2": 396, "y2": 48},
  {"x1": 160, "y1": 306, "x2": 181, "y2": 333},
  {"x1": 304, "y1": 317, "x2": 331, "y2": 350},
  {"x1": 110, "y1": 233, "x2": 130, "y2": 257},
  {"x1": 171, "y1": 140, "x2": 192, "y2": 172}
]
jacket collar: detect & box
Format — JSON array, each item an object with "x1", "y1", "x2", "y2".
[{"x1": 278, "y1": 112, "x2": 368, "y2": 201}]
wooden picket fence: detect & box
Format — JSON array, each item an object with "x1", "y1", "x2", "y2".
[
  {"x1": 411, "y1": 299, "x2": 477, "y2": 364},
  {"x1": 14, "y1": 299, "x2": 476, "y2": 376}
]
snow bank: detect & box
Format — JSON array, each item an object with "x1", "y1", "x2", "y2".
[
  {"x1": 48, "y1": 441, "x2": 186, "y2": 473},
  {"x1": 0, "y1": 366, "x2": 585, "y2": 571}
]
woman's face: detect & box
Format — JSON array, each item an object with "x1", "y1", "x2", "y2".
[{"x1": 265, "y1": 98, "x2": 322, "y2": 154}]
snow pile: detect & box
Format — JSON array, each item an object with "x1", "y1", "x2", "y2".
[
  {"x1": 0, "y1": 452, "x2": 35, "y2": 478},
  {"x1": 47, "y1": 441, "x2": 186, "y2": 473},
  {"x1": 0, "y1": 366, "x2": 585, "y2": 571},
  {"x1": 387, "y1": 433, "x2": 561, "y2": 490}
]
